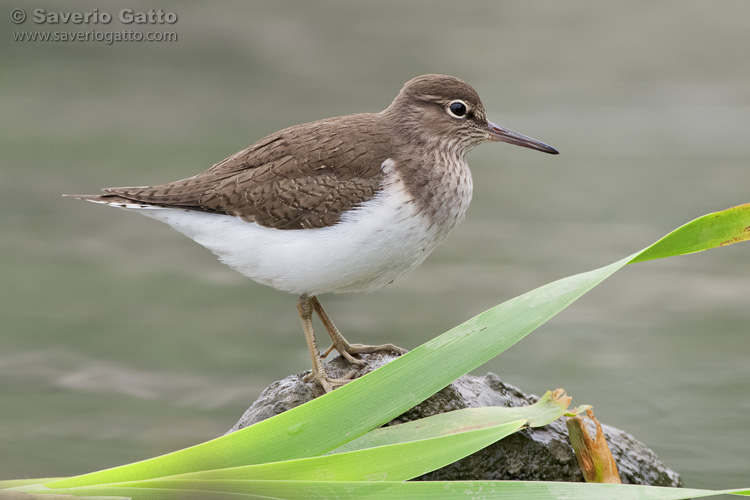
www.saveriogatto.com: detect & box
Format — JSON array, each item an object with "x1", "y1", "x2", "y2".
[{"x1": 10, "y1": 7, "x2": 179, "y2": 45}]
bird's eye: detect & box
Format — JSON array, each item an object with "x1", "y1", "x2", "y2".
[{"x1": 447, "y1": 100, "x2": 468, "y2": 118}]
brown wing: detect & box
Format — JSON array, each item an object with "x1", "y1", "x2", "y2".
[{"x1": 100, "y1": 113, "x2": 390, "y2": 230}]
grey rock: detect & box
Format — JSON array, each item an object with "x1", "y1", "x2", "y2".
[{"x1": 228, "y1": 353, "x2": 682, "y2": 486}]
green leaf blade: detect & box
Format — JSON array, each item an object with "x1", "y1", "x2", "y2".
[
  {"x1": 43, "y1": 261, "x2": 626, "y2": 490},
  {"x1": 110, "y1": 424, "x2": 519, "y2": 489},
  {"x1": 332, "y1": 389, "x2": 576, "y2": 454},
  {"x1": 35, "y1": 204, "x2": 750, "y2": 493},
  {"x1": 34, "y1": 481, "x2": 750, "y2": 500},
  {"x1": 629, "y1": 203, "x2": 750, "y2": 264}
]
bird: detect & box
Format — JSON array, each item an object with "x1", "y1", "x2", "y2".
[{"x1": 69, "y1": 74, "x2": 558, "y2": 392}]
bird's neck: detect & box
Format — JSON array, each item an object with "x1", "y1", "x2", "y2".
[{"x1": 392, "y1": 140, "x2": 474, "y2": 235}]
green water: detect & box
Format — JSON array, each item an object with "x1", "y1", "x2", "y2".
[{"x1": 2, "y1": 0, "x2": 749, "y2": 489}]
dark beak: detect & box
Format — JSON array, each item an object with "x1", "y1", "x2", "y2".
[{"x1": 487, "y1": 121, "x2": 559, "y2": 155}]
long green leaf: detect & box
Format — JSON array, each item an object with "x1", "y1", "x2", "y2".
[
  {"x1": 22, "y1": 391, "x2": 576, "y2": 497},
  {"x1": 8, "y1": 392, "x2": 582, "y2": 497},
  {"x1": 100, "y1": 421, "x2": 526, "y2": 486},
  {"x1": 9, "y1": 203, "x2": 747, "y2": 500},
  {"x1": 31, "y1": 481, "x2": 750, "y2": 500},
  {"x1": 330, "y1": 389, "x2": 580, "y2": 454},
  {"x1": 111, "y1": 390, "x2": 577, "y2": 485},
  {"x1": 33, "y1": 204, "x2": 750, "y2": 490},
  {"x1": 42, "y1": 260, "x2": 624, "y2": 489}
]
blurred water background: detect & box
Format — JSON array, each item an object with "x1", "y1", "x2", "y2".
[{"x1": 2, "y1": 0, "x2": 749, "y2": 488}]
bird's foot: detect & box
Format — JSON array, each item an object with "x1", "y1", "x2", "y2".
[
  {"x1": 309, "y1": 295, "x2": 407, "y2": 366},
  {"x1": 321, "y1": 341, "x2": 407, "y2": 366},
  {"x1": 303, "y1": 368, "x2": 358, "y2": 393}
]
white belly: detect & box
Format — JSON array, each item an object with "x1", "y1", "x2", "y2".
[
  {"x1": 94, "y1": 156, "x2": 473, "y2": 296},
  {"x1": 129, "y1": 183, "x2": 461, "y2": 296}
]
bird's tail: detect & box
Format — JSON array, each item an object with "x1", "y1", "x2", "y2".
[{"x1": 63, "y1": 193, "x2": 165, "y2": 209}]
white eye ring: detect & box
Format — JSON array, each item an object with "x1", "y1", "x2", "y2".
[{"x1": 446, "y1": 100, "x2": 468, "y2": 119}]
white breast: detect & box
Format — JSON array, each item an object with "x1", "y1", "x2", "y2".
[{"x1": 116, "y1": 159, "x2": 471, "y2": 296}]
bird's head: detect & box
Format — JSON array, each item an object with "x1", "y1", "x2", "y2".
[{"x1": 384, "y1": 74, "x2": 558, "y2": 156}]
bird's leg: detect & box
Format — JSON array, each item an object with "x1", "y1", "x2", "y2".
[
  {"x1": 310, "y1": 296, "x2": 407, "y2": 366},
  {"x1": 297, "y1": 294, "x2": 353, "y2": 392}
]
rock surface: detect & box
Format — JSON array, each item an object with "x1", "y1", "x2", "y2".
[{"x1": 228, "y1": 353, "x2": 682, "y2": 486}]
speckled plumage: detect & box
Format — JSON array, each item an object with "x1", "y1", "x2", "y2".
[
  {"x1": 95, "y1": 114, "x2": 389, "y2": 230},
  {"x1": 71, "y1": 74, "x2": 558, "y2": 391},
  {"x1": 76, "y1": 75, "x2": 510, "y2": 231}
]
